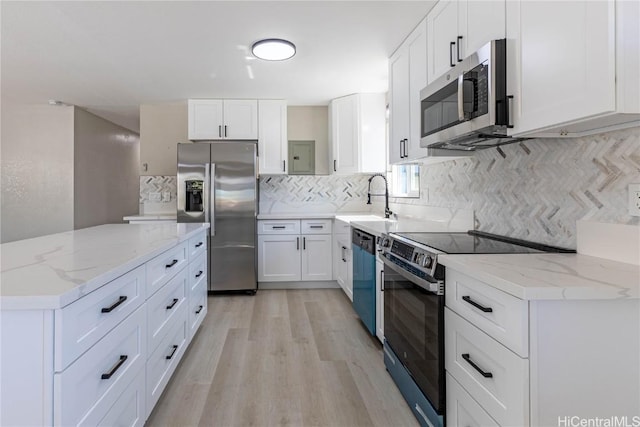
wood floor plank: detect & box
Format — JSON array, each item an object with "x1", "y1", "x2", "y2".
[{"x1": 147, "y1": 289, "x2": 419, "y2": 427}]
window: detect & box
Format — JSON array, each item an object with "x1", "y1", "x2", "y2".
[{"x1": 390, "y1": 164, "x2": 420, "y2": 198}]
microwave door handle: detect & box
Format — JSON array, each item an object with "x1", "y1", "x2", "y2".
[
  {"x1": 457, "y1": 74, "x2": 465, "y2": 122},
  {"x1": 209, "y1": 163, "x2": 215, "y2": 236}
]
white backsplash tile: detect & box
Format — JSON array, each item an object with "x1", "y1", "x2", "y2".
[{"x1": 139, "y1": 176, "x2": 176, "y2": 214}]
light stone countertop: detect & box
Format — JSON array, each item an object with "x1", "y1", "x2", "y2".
[
  {"x1": 123, "y1": 214, "x2": 177, "y2": 221},
  {"x1": 439, "y1": 253, "x2": 640, "y2": 300},
  {"x1": 347, "y1": 217, "x2": 471, "y2": 237},
  {"x1": 0, "y1": 223, "x2": 210, "y2": 310},
  {"x1": 257, "y1": 212, "x2": 354, "y2": 220}
]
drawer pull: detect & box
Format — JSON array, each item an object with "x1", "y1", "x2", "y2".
[
  {"x1": 165, "y1": 259, "x2": 178, "y2": 269},
  {"x1": 272, "y1": 226, "x2": 286, "y2": 229},
  {"x1": 101, "y1": 295, "x2": 127, "y2": 313},
  {"x1": 166, "y1": 298, "x2": 179, "y2": 310},
  {"x1": 101, "y1": 355, "x2": 128, "y2": 380},
  {"x1": 309, "y1": 225, "x2": 323, "y2": 229},
  {"x1": 195, "y1": 305, "x2": 203, "y2": 314},
  {"x1": 462, "y1": 295, "x2": 493, "y2": 313},
  {"x1": 461, "y1": 353, "x2": 493, "y2": 378},
  {"x1": 166, "y1": 345, "x2": 179, "y2": 360},
  {"x1": 195, "y1": 242, "x2": 204, "y2": 248},
  {"x1": 195, "y1": 270, "x2": 204, "y2": 278}
]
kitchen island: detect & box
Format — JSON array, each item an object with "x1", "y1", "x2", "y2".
[{"x1": 1, "y1": 223, "x2": 209, "y2": 426}]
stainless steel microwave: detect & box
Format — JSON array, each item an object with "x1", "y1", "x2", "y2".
[{"x1": 420, "y1": 39, "x2": 520, "y2": 151}]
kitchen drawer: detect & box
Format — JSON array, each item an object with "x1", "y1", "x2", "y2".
[
  {"x1": 333, "y1": 219, "x2": 350, "y2": 235},
  {"x1": 445, "y1": 308, "x2": 529, "y2": 427},
  {"x1": 146, "y1": 310, "x2": 188, "y2": 417},
  {"x1": 446, "y1": 372, "x2": 500, "y2": 427},
  {"x1": 146, "y1": 241, "x2": 188, "y2": 297},
  {"x1": 55, "y1": 265, "x2": 146, "y2": 372},
  {"x1": 301, "y1": 219, "x2": 332, "y2": 234},
  {"x1": 54, "y1": 305, "x2": 146, "y2": 427},
  {"x1": 79, "y1": 369, "x2": 145, "y2": 427},
  {"x1": 188, "y1": 279, "x2": 207, "y2": 339},
  {"x1": 189, "y1": 252, "x2": 207, "y2": 290},
  {"x1": 188, "y1": 231, "x2": 207, "y2": 260},
  {"x1": 147, "y1": 268, "x2": 188, "y2": 356},
  {"x1": 258, "y1": 219, "x2": 301, "y2": 235},
  {"x1": 445, "y1": 268, "x2": 529, "y2": 357}
]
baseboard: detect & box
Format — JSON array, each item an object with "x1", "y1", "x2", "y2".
[{"x1": 258, "y1": 280, "x2": 340, "y2": 290}]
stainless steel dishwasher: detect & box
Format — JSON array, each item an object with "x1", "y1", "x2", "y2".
[{"x1": 352, "y1": 228, "x2": 376, "y2": 335}]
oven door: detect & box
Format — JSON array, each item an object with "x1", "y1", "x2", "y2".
[{"x1": 383, "y1": 256, "x2": 445, "y2": 415}]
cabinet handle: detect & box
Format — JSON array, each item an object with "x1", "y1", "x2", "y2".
[
  {"x1": 303, "y1": 237, "x2": 306, "y2": 250},
  {"x1": 404, "y1": 139, "x2": 409, "y2": 158},
  {"x1": 101, "y1": 355, "x2": 128, "y2": 380},
  {"x1": 195, "y1": 270, "x2": 203, "y2": 278},
  {"x1": 399, "y1": 140, "x2": 404, "y2": 158},
  {"x1": 195, "y1": 242, "x2": 203, "y2": 248},
  {"x1": 461, "y1": 353, "x2": 493, "y2": 378},
  {"x1": 341, "y1": 246, "x2": 347, "y2": 262},
  {"x1": 195, "y1": 305, "x2": 203, "y2": 314},
  {"x1": 310, "y1": 225, "x2": 323, "y2": 229},
  {"x1": 166, "y1": 345, "x2": 179, "y2": 360},
  {"x1": 218, "y1": 125, "x2": 222, "y2": 138},
  {"x1": 224, "y1": 125, "x2": 227, "y2": 137},
  {"x1": 506, "y1": 95, "x2": 514, "y2": 129},
  {"x1": 380, "y1": 270, "x2": 384, "y2": 291},
  {"x1": 333, "y1": 160, "x2": 337, "y2": 172},
  {"x1": 101, "y1": 295, "x2": 127, "y2": 313},
  {"x1": 166, "y1": 298, "x2": 179, "y2": 310},
  {"x1": 296, "y1": 237, "x2": 300, "y2": 250},
  {"x1": 450, "y1": 41, "x2": 456, "y2": 67},
  {"x1": 462, "y1": 295, "x2": 493, "y2": 313},
  {"x1": 272, "y1": 226, "x2": 286, "y2": 229},
  {"x1": 283, "y1": 160, "x2": 286, "y2": 172},
  {"x1": 457, "y1": 36, "x2": 463, "y2": 62},
  {"x1": 165, "y1": 259, "x2": 178, "y2": 269}
]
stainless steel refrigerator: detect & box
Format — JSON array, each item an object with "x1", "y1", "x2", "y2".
[{"x1": 177, "y1": 141, "x2": 258, "y2": 293}]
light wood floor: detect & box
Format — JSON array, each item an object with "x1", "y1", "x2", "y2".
[{"x1": 146, "y1": 289, "x2": 419, "y2": 427}]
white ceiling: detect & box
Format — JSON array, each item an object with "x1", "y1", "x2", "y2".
[{"x1": 1, "y1": 1, "x2": 436, "y2": 132}]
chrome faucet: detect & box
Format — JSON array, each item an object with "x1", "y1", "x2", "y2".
[{"x1": 367, "y1": 173, "x2": 393, "y2": 219}]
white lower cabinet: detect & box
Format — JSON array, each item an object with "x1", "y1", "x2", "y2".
[
  {"x1": 446, "y1": 372, "x2": 499, "y2": 427},
  {"x1": 258, "y1": 219, "x2": 333, "y2": 284},
  {"x1": 333, "y1": 219, "x2": 352, "y2": 300},
  {"x1": 375, "y1": 255, "x2": 384, "y2": 343},
  {"x1": 94, "y1": 369, "x2": 146, "y2": 427}
]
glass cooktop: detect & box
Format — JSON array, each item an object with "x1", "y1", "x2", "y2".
[{"x1": 393, "y1": 231, "x2": 574, "y2": 254}]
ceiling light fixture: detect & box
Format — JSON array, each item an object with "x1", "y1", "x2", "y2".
[{"x1": 251, "y1": 38, "x2": 296, "y2": 61}]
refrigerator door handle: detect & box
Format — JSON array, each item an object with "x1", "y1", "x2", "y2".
[{"x1": 209, "y1": 163, "x2": 216, "y2": 236}]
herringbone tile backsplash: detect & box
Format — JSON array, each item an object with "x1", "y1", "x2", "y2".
[{"x1": 260, "y1": 127, "x2": 639, "y2": 248}]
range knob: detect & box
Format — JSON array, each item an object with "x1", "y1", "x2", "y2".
[
  {"x1": 381, "y1": 237, "x2": 391, "y2": 248},
  {"x1": 423, "y1": 255, "x2": 434, "y2": 269}
]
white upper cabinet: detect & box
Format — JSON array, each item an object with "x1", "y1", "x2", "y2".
[
  {"x1": 507, "y1": 0, "x2": 639, "y2": 137},
  {"x1": 258, "y1": 100, "x2": 288, "y2": 175},
  {"x1": 389, "y1": 19, "x2": 426, "y2": 163},
  {"x1": 427, "y1": 0, "x2": 505, "y2": 84},
  {"x1": 188, "y1": 99, "x2": 258, "y2": 140},
  {"x1": 329, "y1": 93, "x2": 386, "y2": 175}
]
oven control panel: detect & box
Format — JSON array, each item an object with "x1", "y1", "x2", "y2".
[{"x1": 384, "y1": 234, "x2": 440, "y2": 280}]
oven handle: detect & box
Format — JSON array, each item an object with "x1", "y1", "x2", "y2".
[{"x1": 381, "y1": 255, "x2": 443, "y2": 296}]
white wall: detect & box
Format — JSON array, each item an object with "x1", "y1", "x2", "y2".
[
  {"x1": 1, "y1": 104, "x2": 75, "y2": 243},
  {"x1": 287, "y1": 106, "x2": 329, "y2": 175},
  {"x1": 74, "y1": 108, "x2": 140, "y2": 229}
]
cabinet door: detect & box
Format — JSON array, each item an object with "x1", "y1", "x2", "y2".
[
  {"x1": 223, "y1": 100, "x2": 258, "y2": 139},
  {"x1": 301, "y1": 234, "x2": 332, "y2": 281},
  {"x1": 458, "y1": 0, "x2": 505, "y2": 58},
  {"x1": 507, "y1": 0, "x2": 615, "y2": 135},
  {"x1": 188, "y1": 99, "x2": 223, "y2": 140},
  {"x1": 258, "y1": 100, "x2": 288, "y2": 175},
  {"x1": 389, "y1": 49, "x2": 409, "y2": 164},
  {"x1": 257, "y1": 235, "x2": 301, "y2": 282},
  {"x1": 407, "y1": 19, "x2": 428, "y2": 159},
  {"x1": 375, "y1": 258, "x2": 384, "y2": 343},
  {"x1": 427, "y1": 0, "x2": 459, "y2": 84},
  {"x1": 331, "y1": 95, "x2": 359, "y2": 175}
]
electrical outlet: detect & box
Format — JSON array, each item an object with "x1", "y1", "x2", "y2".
[
  {"x1": 162, "y1": 192, "x2": 171, "y2": 202},
  {"x1": 629, "y1": 184, "x2": 640, "y2": 216},
  {"x1": 149, "y1": 192, "x2": 161, "y2": 202}
]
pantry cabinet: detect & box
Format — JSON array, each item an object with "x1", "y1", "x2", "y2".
[
  {"x1": 258, "y1": 100, "x2": 288, "y2": 175},
  {"x1": 329, "y1": 93, "x2": 386, "y2": 175},
  {"x1": 257, "y1": 219, "x2": 333, "y2": 284},
  {"x1": 506, "y1": 0, "x2": 639, "y2": 137},
  {"x1": 188, "y1": 99, "x2": 258, "y2": 140},
  {"x1": 426, "y1": 0, "x2": 505, "y2": 84}
]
